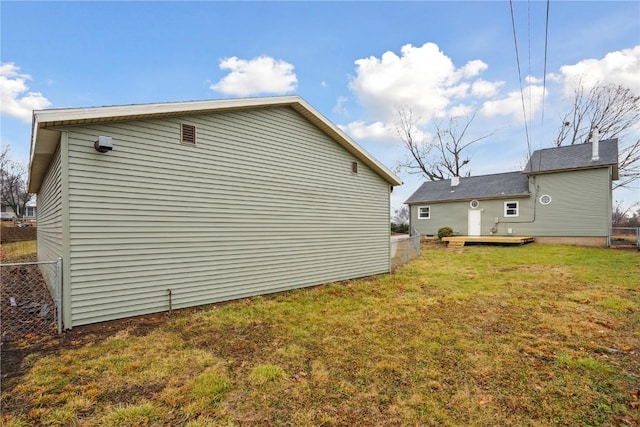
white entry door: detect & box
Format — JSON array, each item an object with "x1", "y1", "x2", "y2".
[{"x1": 468, "y1": 209, "x2": 481, "y2": 236}]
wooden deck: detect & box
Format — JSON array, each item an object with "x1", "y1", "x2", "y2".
[{"x1": 442, "y1": 235, "x2": 535, "y2": 247}]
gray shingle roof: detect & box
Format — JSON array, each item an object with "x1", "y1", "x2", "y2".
[
  {"x1": 524, "y1": 139, "x2": 618, "y2": 175},
  {"x1": 405, "y1": 139, "x2": 619, "y2": 205},
  {"x1": 405, "y1": 171, "x2": 529, "y2": 204}
]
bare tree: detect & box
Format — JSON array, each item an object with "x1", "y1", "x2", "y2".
[
  {"x1": 1, "y1": 145, "x2": 32, "y2": 218},
  {"x1": 631, "y1": 208, "x2": 640, "y2": 228},
  {"x1": 555, "y1": 82, "x2": 640, "y2": 188},
  {"x1": 612, "y1": 201, "x2": 630, "y2": 227},
  {"x1": 396, "y1": 108, "x2": 492, "y2": 180},
  {"x1": 392, "y1": 206, "x2": 409, "y2": 225},
  {"x1": 617, "y1": 139, "x2": 640, "y2": 189}
]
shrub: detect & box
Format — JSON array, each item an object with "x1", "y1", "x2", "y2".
[
  {"x1": 391, "y1": 223, "x2": 409, "y2": 234},
  {"x1": 437, "y1": 226, "x2": 453, "y2": 239}
]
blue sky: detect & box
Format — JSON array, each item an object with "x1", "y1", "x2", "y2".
[{"x1": 2, "y1": 1, "x2": 639, "y2": 211}]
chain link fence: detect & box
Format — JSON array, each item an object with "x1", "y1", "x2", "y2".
[
  {"x1": 391, "y1": 234, "x2": 421, "y2": 270},
  {"x1": 1, "y1": 258, "x2": 62, "y2": 342},
  {"x1": 610, "y1": 227, "x2": 640, "y2": 249}
]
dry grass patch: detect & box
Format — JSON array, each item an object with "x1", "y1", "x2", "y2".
[
  {"x1": 1, "y1": 243, "x2": 638, "y2": 426},
  {"x1": 0, "y1": 240, "x2": 36, "y2": 261}
]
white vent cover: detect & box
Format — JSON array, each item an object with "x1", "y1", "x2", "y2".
[{"x1": 539, "y1": 194, "x2": 552, "y2": 205}]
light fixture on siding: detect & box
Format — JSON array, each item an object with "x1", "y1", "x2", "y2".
[{"x1": 94, "y1": 136, "x2": 113, "y2": 153}]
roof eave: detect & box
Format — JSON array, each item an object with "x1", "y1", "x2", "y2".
[
  {"x1": 405, "y1": 193, "x2": 530, "y2": 205},
  {"x1": 524, "y1": 162, "x2": 618, "y2": 176}
]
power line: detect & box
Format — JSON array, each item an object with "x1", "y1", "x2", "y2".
[
  {"x1": 539, "y1": 0, "x2": 551, "y2": 150},
  {"x1": 527, "y1": 0, "x2": 532, "y2": 148},
  {"x1": 509, "y1": 0, "x2": 532, "y2": 157}
]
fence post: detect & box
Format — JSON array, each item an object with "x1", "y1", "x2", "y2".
[{"x1": 56, "y1": 257, "x2": 63, "y2": 334}]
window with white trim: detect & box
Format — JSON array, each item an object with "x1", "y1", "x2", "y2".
[
  {"x1": 418, "y1": 206, "x2": 430, "y2": 219},
  {"x1": 504, "y1": 201, "x2": 519, "y2": 217}
]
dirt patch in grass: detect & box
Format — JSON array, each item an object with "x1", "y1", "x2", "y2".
[
  {"x1": 1, "y1": 243, "x2": 639, "y2": 426},
  {"x1": 1, "y1": 313, "x2": 170, "y2": 393}
]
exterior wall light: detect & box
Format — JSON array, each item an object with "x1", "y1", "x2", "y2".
[{"x1": 94, "y1": 136, "x2": 113, "y2": 153}]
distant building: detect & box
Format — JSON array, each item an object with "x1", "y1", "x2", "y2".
[
  {"x1": 1, "y1": 196, "x2": 36, "y2": 220},
  {"x1": 406, "y1": 138, "x2": 618, "y2": 247}
]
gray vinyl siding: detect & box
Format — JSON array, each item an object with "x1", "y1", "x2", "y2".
[
  {"x1": 410, "y1": 197, "x2": 530, "y2": 236},
  {"x1": 410, "y1": 168, "x2": 612, "y2": 237},
  {"x1": 36, "y1": 145, "x2": 63, "y2": 294},
  {"x1": 63, "y1": 106, "x2": 390, "y2": 326},
  {"x1": 410, "y1": 202, "x2": 468, "y2": 236},
  {"x1": 520, "y1": 169, "x2": 611, "y2": 236}
]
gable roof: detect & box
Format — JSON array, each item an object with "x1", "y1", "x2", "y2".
[
  {"x1": 405, "y1": 171, "x2": 529, "y2": 204},
  {"x1": 524, "y1": 139, "x2": 619, "y2": 178},
  {"x1": 406, "y1": 139, "x2": 620, "y2": 205},
  {"x1": 28, "y1": 95, "x2": 402, "y2": 192}
]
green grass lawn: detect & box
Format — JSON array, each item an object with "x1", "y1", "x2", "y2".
[{"x1": 1, "y1": 243, "x2": 639, "y2": 426}]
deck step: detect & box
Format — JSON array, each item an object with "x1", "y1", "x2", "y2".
[{"x1": 442, "y1": 235, "x2": 535, "y2": 246}]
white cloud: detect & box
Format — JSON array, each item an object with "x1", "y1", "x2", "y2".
[
  {"x1": 480, "y1": 85, "x2": 545, "y2": 122},
  {"x1": 333, "y1": 95, "x2": 349, "y2": 116},
  {"x1": 525, "y1": 75, "x2": 543, "y2": 85},
  {"x1": 210, "y1": 56, "x2": 297, "y2": 96},
  {"x1": 460, "y1": 59, "x2": 488, "y2": 78},
  {"x1": 0, "y1": 62, "x2": 51, "y2": 123},
  {"x1": 339, "y1": 120, "x2": 397, "y2": 142},
  {"x1": 560, "y1": 45, "x2": 640, "y2": 95},
  {"x1": 448, "y1": 104, "x2": 475, "y2": 117},
  {"x1": 471, "y1": 79, "x2": 503, "y2": 98},
  {"x1": 349, "y1": 42, "x2": 495, "y2": 124}
]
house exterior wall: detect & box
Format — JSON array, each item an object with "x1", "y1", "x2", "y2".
[
  {"x1": 36, "y1": 144, "x2": 64, "y2": 294},
  {"x1": 409, "y1": 168, "x2": 612, "y2": 239},
  {"x1": 1, "y1": 205, "x2": 17, "y2": 219},
  {"x1": 515, "y1": 169, "x2": 611, "y2": 237},
  {"x1": 409, "y1": 196, "x2": 530, "y2": 236},
  {"x1": 1, "y1": 203, "x2": 36, "y2": 219},
  {"x1": 59, "y1": 106, "x2": 391, "y2": 327}
]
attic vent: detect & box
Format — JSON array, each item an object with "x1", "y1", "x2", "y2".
[
  {"x1": 351, "y1": 161, "x2": 358, "y2": 174},
  {"x1": 181, "y1": 124, "x2": 196, "y2": 144}
]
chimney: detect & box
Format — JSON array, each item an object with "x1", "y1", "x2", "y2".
[
  {"x1": 591, "y1": 127, "x2": 599, "y2": 161},
  {"x1": 451, "y1": 176, "x2": 460, "y2": 186}
]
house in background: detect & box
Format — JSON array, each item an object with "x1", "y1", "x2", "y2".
[
  {"x1": 405, "y1": 137, "x2": 618, "y2": 246},
  {"x1": 1, "y1": 196, "x2": 37, "y2": 221},
  {"x1": 24, "y1": 197, "x2": 37, "y2": 219},
  {"x1": 28, "y1": 96, "x2": 402, "y2": 328},
  {"x1": 0, "y1": 205, "x2": 15, "y2": 221}
]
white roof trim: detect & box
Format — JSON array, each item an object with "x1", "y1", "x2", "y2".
[{"x1": 28, "y1": 96, "x2": 402, "y2": 192}]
